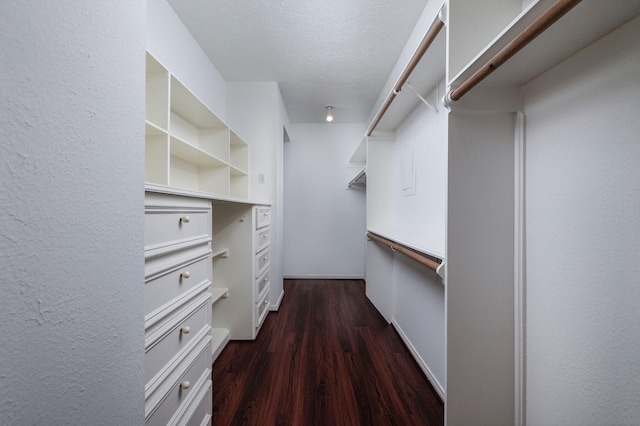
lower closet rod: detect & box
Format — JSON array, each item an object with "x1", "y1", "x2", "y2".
[
  {"x1": 367, "y1": 232, "x2": 441, "y2": 271},
  {"x1": 447, "y1": 0, "x2": 582, "y2": 102}
]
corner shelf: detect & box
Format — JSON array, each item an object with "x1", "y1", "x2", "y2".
[
  {"x1": 348, "y1": 166, "x2": 367, "y2": 187},
  {"x1": 145, "y1": 52, "x2": 250, "y2": 199}
]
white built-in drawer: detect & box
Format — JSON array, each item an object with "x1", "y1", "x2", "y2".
[
  {"x1": 145, "y1": 246, "x2": 211, "y2": 316},
  {"x1": 255, "y1": 206, "x2": 270, "y2": 229},
  {"x1": 255, "y1": 227, "x2": 270, "y2": 253},
  {"x1": 255, "y1": 247, "x2": 270, "y2": 278},
  {"x1": 145, "y1": 296, "x2": 210, "y2": 384},
  {"x1": 146, "y1": 340, "x2": 211, "y2": 426},
  {"x1": 255, "y1": 267, "x2": 270, "y2": 300},
  {"x1": 255, "y1": 286, "x2": 270, "y2": 330},
  {"x1": 145, "y1": 195, "x2": 211, "y2": 253},
  {"x1": 176, "y1": 378, "x2": 212, "y2": 426}
]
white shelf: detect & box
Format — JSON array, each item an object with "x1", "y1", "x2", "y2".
[
  {"x1": 349, "y1": 136, "x2": 367, "y2": 164},
  {"x1": 145, "y1": 51, "x2": 250, "y2": 199},
  {"x1": 448, "y1": 0, "x2": 640, "y2": 91},
  {"x1": 211, "y1": 287, "x2": 228, "y2": 304},
  {"x1": 212, "y1": 248, "x2": 229, "y2": 259},
  {"x1": 347, "y1": 165, "x2": 366, "y2": 187},
  {"x1": 211, "y1": 327, "x2": 230, "y2": 364}
]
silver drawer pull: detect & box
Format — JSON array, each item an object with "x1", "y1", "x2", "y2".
[
  {"x1": 263, "y1": 277, "x2": 268, "y2": 282},
  {"x1": 180, "y1": 381, "x2": 190, "y2": 390},
  {"x1": 181, "y1": 271, "x2": 191, "y2": 279},
  {"x1": 180, "y1": 326, "x2": 191, "y2": 334},
  {"x1": 262, "y1": 234, "x2": 268, "y2": 239},
  {"x1": 263, "y1": 256, "x2": 268, "y2": 261},
  {"x1": 180, "y1": 215, "x2": 190, "y2": 223},
  {"x1": 263, "y1": 213, "x2": 268, "y2": 217},
  {"x1": 264, "y1": 299, "x2": 269, "y2": 305}
]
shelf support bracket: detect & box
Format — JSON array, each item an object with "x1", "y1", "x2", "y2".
[{"x1": 406, "y1": 83, "x2": 438, "y2": 115}]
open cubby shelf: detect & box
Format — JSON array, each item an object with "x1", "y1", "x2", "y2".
[{"x1": 145, "y1": 52, "x2": 249, "y2": 199}]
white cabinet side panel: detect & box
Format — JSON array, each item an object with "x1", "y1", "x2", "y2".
[{"x1": 447, "y1": 112, "x2": 515, "y2": 425}]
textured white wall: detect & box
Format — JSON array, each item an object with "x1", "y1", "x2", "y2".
[
  {"x1": 284, "y1": 124, "x2": 366, "y2": 278},
  {"x1": 0, "y1": 1, "x2": 145, "y2": 425},
  {"x1": 226, "y1": 82, "x2": 289, "y2": 306},
  {"x1": 524, "y1": 15, "x2": 640, "y2": 425},
  {"x1": 147, "y1": 0, "x2": 227, "y2": 120}
]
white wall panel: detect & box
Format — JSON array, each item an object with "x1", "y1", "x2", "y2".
[
  {"x1": 524, "y1": 15, "x2": 640, "y2": 425},
  {"x1": 284, "y1": 124, "x2": 366, "y2": 278}
]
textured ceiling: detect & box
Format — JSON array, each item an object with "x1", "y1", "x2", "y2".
[{"x1": 166, "y1": 0, "x2": 428, "y2": 123}]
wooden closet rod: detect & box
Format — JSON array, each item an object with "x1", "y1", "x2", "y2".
[
  {"x1": 367, "y1": 11, "x2": 445, "y2": 137},
  {"x1": 447, "y1": 0, "x2": 582, "y2": 102},
  {"x1": 367, "y1": 232, "x2": 441, "y2": 271}
]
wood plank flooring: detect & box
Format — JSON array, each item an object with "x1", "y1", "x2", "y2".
[{"x1": 212, "y1": 279, "x2": 444, "y2": 425}]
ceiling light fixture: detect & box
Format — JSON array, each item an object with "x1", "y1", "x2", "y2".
[{"x1": 325, "y1": 105, "x2": 334, "y2": 123}]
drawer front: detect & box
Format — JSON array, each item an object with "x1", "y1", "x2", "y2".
[
  {"x1": 255, "y1": 286, "x2": 270, "y2": 329},
  {"x1": 145, "y1": 249, "x2": 211, "y2": 316},
  {"x1": 255, "y1": 206, "x2": 270, "y2": 229},
  {"x1": 255, "y1": 267, "x2": 270, "y2": 300},
  {"x1": 145, "y1": 206, "x2": 211, "y2": 251},
  {"x1": 145, "y1": 297, "x2": 210, "y2": 384},
  {"x1": 146, "y1": 342, "x2": 211, "y2": 426},
  {"x1": 254, "y1": 247, "x2": 270, "y2": 278},
  {"x1": 255, "y1": 227, "x2": 270, "y2": 253},
  {"x1": 183, "y1": 380, "x2": 212, "y2": 426}
]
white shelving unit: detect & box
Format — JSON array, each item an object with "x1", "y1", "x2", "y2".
[
  {"x1": 444, "y1": 1, "x2": 640, "y2": 424},
  {"x1": 346, "y1": 136, "x2": 367, "y2": 188},
  {"x1": 210, "y1": 203, "x2": 271, "y2": 340},
  {"x1": 145, "y1": 52, "x2": 249, "y2": 199}
]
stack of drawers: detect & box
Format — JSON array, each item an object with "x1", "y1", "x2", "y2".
[
  {"x1": 253, "y1": 206, "x2": 271, "y2": 332},
  {"x1": 144, "y1": 192, "x2": 213, "y2": 426}
]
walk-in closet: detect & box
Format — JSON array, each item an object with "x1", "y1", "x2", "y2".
[{"x1": 3, "y1": 1, "x2": 639, "y2": 425}]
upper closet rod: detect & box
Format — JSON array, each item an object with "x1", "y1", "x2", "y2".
[
  {"x1": 366, "y1": 8, "x2": 445, "y2": 137},
  {"x1": 446, "y1": 0, "x2": 582, "y2": 103},
  {"x1": 367, "y1": 232, "x2": 441, "y2": 271}
]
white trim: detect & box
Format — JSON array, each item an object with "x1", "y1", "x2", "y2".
[
  {"x1": 145, "y1": 292, "x2": 211, "y2": 352},
  {"x1": 145, "y1": 280, "x2": 211, "y2": 332},
  {"x1": 211, "y1": 328, "x2": 230, "y2": 364},
  {"x1": 168, "y1": 370, "x2": 211, "y2": 426},
  {"x1": 392, "y1": 317, "x2": 445, "y2": 401},
  {"x1": 270, "y1": 288, "x2": 285, "y2": 311},
  {"x1": 145, "y1": 248, "x2": 211, "y2": 281},
  {"x1": 145, "y1": 182, "x2": 269, "y2": 206},
  {"x1": 514, "y1": 111, "x2": 527, "y2": 425},
  {"x1": 283, "y1": 274, "x2": 365, "y2": 280}
]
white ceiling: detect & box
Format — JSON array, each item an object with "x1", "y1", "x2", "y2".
[{"x1": 166, "y1": 0, "x2": 429, "y2": 123}]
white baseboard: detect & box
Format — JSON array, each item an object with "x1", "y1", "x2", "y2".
[
  {"x1": 270, "y1": 288, "x2": 284, "y2": 311},
  {"x1": 283, "y1": 274, "x2": 365, "y2": 280},
  {"x1": 391, "y1": 318, "x2": 446, "y2": 401}
]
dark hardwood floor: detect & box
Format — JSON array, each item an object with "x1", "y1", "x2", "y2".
[{"x1": 212, "y1": 279, "x2": 444, "y2": 425}]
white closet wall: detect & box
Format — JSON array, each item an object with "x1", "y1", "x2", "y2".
[
  {"x1": 146, "y1": 0, "x2": 227, "y2": 121},
  {"x1": 284, "y1": 124, "x2": 367, "y2": 279},
  {"x1": 523, "y1": 16, "x2": 640, "y2": 425},
  {"x1": 0, "y1": 1, "x2": 145, "y2": 424},
  {"x1": 226, "y1": 82, "x2": 290, "y2": 308}
]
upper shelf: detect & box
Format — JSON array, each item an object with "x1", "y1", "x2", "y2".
[
  {"x1": 375, "y1": 27, "x2": 446, "y2": 132},
  {"x1": 145, "y1": 52, "x2": 250, "y2": 199},
  {"x1": 448, "y1": 0, "x2": 640, "y2": 92}
]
